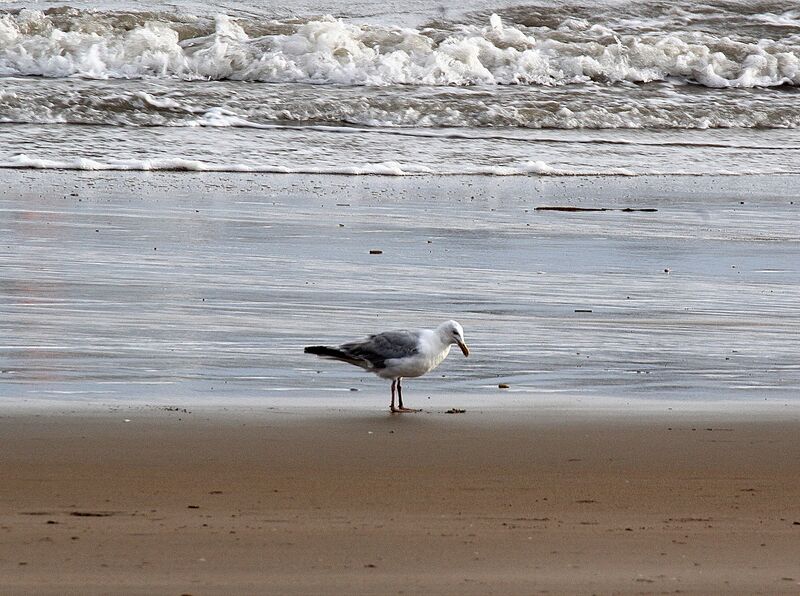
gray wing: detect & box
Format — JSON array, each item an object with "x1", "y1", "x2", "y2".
[{"x1": 339, "y1": 330, "x2": 421, "y2": 370}]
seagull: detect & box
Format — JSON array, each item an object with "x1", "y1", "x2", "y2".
[{"x1": 304, "y1": 320, "x2": 470, "y2": 413}]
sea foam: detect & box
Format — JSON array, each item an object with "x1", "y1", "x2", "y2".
[
  {"x1": 0, "y1": 153, "x2": 730, "y2": 177},
  {"x1": 1, "y1": 9, "x2": 799, "y2": 88}
]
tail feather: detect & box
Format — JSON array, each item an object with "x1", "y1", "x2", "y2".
[{"x1": 304, "y1": 345, "x2": 370, "y2": 368}]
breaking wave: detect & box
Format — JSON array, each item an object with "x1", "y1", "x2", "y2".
[{"x1": 1, "y1": 7, "x2": 800, "y2": 88}]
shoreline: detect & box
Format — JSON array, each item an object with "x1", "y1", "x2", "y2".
[
  {"x1": 3, "y1": 162, "x2": 800, "y2": 178},
  {"x1": 2, "y1": 396, "x2": 800, "y2": 418}
]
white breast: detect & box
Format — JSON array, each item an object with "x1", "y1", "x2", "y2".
[{"x1": 376, "y1": 331, "x2": 450, "y2": 379}]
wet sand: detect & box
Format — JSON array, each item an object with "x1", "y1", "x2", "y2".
[
  {"x1": 2, "y1": 171, "x2": 799, "y2": 405},
  {"x1": 1, "y1": 407, "x2": 800, "y2": 595}
]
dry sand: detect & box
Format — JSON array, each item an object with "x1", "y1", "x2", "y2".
[{"x1": 2, "y1": 407, "x2": 799, "y2": 595}]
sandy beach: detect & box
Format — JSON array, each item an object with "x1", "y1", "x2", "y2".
[
  {"x1": 2, "y1": 169, "x2": 800, "y2": 593},
  {"x1": 2, "y1": 406, "x2": 799, "y2": 594}
]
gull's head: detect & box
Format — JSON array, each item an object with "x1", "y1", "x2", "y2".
[{"x1": 439, "y1": 320, "x2": 469, "y2": 357}]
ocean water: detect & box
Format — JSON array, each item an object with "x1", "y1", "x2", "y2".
[
  {"x1": 2, "y1": 1, "x2": 800, "y2": 410},
  {"x1": 1, "y1": 0, "x2": 800, "y2": 174}
]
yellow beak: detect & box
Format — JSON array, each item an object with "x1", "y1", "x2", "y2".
[{"x1": 457, "y1": 340, "x2": 470, "y2": 357}]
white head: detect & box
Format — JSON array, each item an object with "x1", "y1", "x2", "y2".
[{"x1": 438, "y1": 320, "x2": 469, "y2": 356}]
